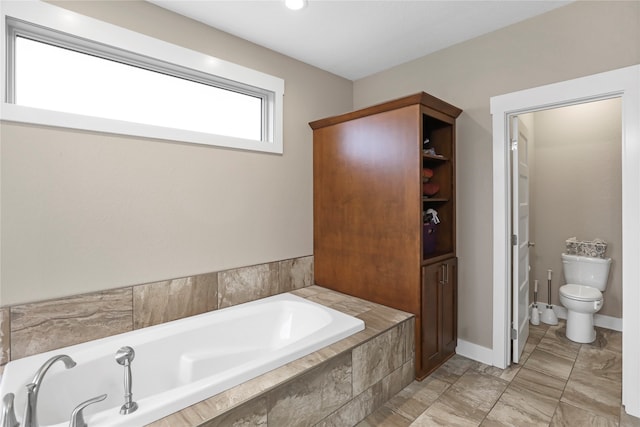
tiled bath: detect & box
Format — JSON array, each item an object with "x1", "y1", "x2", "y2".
[
  {"x1": 0, "y1": 257, "x2": 417, "y2": 426},
  {"x1": 148, "y1": 286, "x2": 415, "y2": 426}
]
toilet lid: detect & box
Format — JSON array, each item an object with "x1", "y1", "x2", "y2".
[{"x1": 560, "y1": 284, "x2": 603, "y2": 301}]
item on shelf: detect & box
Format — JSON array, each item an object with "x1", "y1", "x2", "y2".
[
  {"x1": 425, "y1": 208, "x2": 440, "y2": 224},
  {"x1": 565, "y1": 237, "x2": 608, "y2": 258},
  {"x1": 423, "y1": 182, "x2": 440, "y2": 196},
  {"x1": 423, "y1": 168, "x2": 434, "y2": 179},
  {"x1": 423, "y1": 208, "x2": 440, "y2": 256},
  {"x1": 424, "y1": 222, "x2": 437, "y2": 255},
  {"x1": 423, "y1": 147, "x2": 436, "y2": 156},
  {"x1": 423, "y1": 137, "x2": 430, "y2": 150}
]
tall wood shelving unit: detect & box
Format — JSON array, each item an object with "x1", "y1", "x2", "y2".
[{"x1": 310, "y1": 92, "x2": 462, "y2": 379}]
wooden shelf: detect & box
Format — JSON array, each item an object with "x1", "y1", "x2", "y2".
[
  {"x1": 423, "y1": 154, "x2": 449, "y2": 162},
  {"x1": 311, "y1": 92, "x2": 461, "y2": 380}
]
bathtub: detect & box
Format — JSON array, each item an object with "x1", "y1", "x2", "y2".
[{"x1": 0, "y1": 293, "x2": 365, "y2": 427}]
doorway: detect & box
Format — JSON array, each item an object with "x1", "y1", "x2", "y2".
[
  {"x1": 511, "y1": 99, "x2": 623, "y2": 363},
  {"x1": 490, "y1": 65, "x2": 640, "y2": 417}
]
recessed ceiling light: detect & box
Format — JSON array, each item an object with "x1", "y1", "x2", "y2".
[{"x1": 285, "y1": 0, "x2": 307, "y2": 11}]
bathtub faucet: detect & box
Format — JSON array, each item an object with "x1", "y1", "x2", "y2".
[
  {"x1": 23, "y1": 354, "x2": 77, "y2": 427},
  {"x1": 115, "y1": 346, "x2": 138, "y2": 415}
]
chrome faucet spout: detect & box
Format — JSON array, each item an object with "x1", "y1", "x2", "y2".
[{"x1": 23, "y1": 355, "x2": 76, "y2": 427}]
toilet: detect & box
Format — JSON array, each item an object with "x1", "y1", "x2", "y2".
[{"x1": 559, "y1": 253, "x2": 612, "y2": 343}]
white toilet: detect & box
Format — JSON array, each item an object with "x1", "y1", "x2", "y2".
[{"x1": 559, "y1": 253, "x2": 612, "y2": 343}]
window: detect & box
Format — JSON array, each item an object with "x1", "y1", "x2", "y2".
[{"x1": 1, "y1": 2, "x2": 284, "y2": 153}]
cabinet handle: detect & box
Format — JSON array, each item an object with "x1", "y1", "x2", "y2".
[{"x1": 440, "y1": 264, "x2": 446, "y2": 285}]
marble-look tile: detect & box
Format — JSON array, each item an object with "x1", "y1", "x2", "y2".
[
  {"x1": 444, "y1": 370, "x2": 509, "y2": 413},
  {"x1": 526, "y1": 323, "x2": 549, "y2": 346},
  {"x1": 410, "y1": 398, "x2": 483, "y2": 427},
  {"x1": 201, "y1": 396, "x2": 267, "y2": 427},
  {"x1": 550, "y1": 402, "x2": 618, "y2": 427},
  {"x1": 411, "y1": 370, "x2": 508, "y2": 426},
  {"x1": 307, "y1": 289, "x2": 366, "y2": 311},
  {"x1": 10, "y1": 288, "x2": 132, "y2": 359},
  {"x1": 402, "y1": 358, "x2": 416, "y2": 389},
  {"x1": 309, "y1": 292, "x2": 380, "y2": 317},
  {"x1": 536, "y1": 333, "x2": 581, "y2": 362},
  {"x1": 590, "y1": 327, "x2": 622, "y2": 353},
  {"x1": 267, "y1": 352, "x2": 352, "y2": 426},
  {"x1": 290, "y1": 286, "x2": 323, "y2": 298},
  {"x1": 133, "y1": 272, "x2": 217, "y2": 329},
  {"x1": 481, "y1": 399, "x2": 551, "y2": 427},
  {"x1": 385, "y1": 377, "x2": 451, "y2": 420},
  {"x1": 621, "y1": 406, "x2": 640, "y2": 427},
  {"x1": 317, "y1": 382, "x2": 385, "y2": 427},
  {"x1": 218, "y1": 262, "x2": 280, "y2": 308},
  {"x1": 0, "y1": 307, "x2": 10, "y2": 365},
  {"x1": 523, "y1": 348, "x2": 574, "y2": 380},
  {"x1": 473, "y1": 361, "x2": 521, "y2": 383},
  {"x1": 383, "y1": 365, "x2": 406, "y2": 401},
  {"x1": 483, "y1": 372, "x2": 561, "y2": 425},
  {"x1": 511, "y1": 366, "x2": 565, "y2": 402},
  {"x1": 279, "y1": 256, "x2": 313, "y2": 291},
  {"x1": 573, "y1": 346, "x2": 622, "y2": 383},
  {"x1": 403, "y1": 318, "x2": 415, "y2": 363},
  {"x1": 355, "y1": 304, "x2": 413, "y2": 333},
  {"x1": 430, "y1": 354, "x2": 480, "y2": 384},
  {"x1": 352, "y1": 324, "x2": 405, "y2": 394},
  {"x1": 356, "y1": 405, "x2": 413, "y2": 427},
  {"x1": 561, "y1": 368, "x2": 622, "y2": 420}
]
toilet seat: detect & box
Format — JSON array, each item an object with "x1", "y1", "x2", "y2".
[{"x1": 560, "y1": 284, "x2": 602, "y2": 301}]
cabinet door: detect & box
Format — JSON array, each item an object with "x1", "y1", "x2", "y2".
[
  {"x1": 421, "y1": 262, "x2": 442, "y2": 374},
  {"x1": 421, "y1": 257, "x2": 457, "y2": 376}
]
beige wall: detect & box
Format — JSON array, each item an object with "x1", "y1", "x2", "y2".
[
  {"x1": 0, "y1": 1, "x2": 352, "y2": 305},
  {"x1": 529, "y1": 98, "x2": 622, "y2": 317},
  {"x1": 353, "y1": 1, "x2": 640, "y2": 347}
]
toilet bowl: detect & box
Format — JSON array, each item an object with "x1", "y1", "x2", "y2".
[
  {"x1": 560, "y1": 253, "x2": 611, "y2": 343},
  {"x1": 559, "y1": 284, "x2": 603, "y2": 343}
]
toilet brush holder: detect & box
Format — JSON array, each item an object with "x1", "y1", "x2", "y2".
[
  {"x1": 530, "y1": 283, "x2": 540, "y2": 325},
  {"x1": 541, "y1": 271, "x2": 558, "y2": 325},
  {"x1": 541, "y1": 305, "x2": 558, "y2": 325},
  {"x1": 530, "y1": 303, "x2": 540, "y2": 325}
]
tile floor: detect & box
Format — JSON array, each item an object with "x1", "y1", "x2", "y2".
[{"x1": 358, "y1": 321, "x2": 640, "y2": 426}]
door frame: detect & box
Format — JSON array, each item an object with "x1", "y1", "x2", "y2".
[{"x1": 490, "y1": 65, "x2": 640, "y2": 416}]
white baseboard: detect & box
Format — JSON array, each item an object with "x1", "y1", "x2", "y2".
[
  {"x1": 456, "y1": 339, "x2": 494, "y2": 366},
  {"x1": 530, "y1": 303, "x2": 622, "y2": 331},
  {"x1": 457, "y1": 308, "x2": 622, "y2": 370}
]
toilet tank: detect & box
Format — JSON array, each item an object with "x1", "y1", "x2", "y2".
[{"x1": 561, "y1": 253, "x2": 612, "y2": 291}]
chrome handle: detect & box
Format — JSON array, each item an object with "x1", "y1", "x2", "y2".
[
  {"x1": 440, "y1": 264, "x2": 446, "y2": 284},
  {"x1": 2, "y1": 393, "x2": 19, "y2": 427},
  {"x1": 528, "y1": 242, "x2": 535, "y2": 247},
  {"x1": 69, "y1": 394, "x2": 107, "y2": 427}
]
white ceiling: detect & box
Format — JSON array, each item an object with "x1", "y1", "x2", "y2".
[{"x1": 150, "y1": 0, "x2": 572, "y2": 81}]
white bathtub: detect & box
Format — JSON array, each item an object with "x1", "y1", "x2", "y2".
[{"x1": 0, "y1": 293, "x2": 364, "y2": 427}]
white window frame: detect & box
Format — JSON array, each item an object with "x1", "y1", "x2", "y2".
[{"x1": 0, "y1": 1, "x2": 285, "y2": 154}]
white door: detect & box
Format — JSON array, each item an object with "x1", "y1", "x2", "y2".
[{"x1": 511, "y1": 116, "x2": 530, "y2": 364}]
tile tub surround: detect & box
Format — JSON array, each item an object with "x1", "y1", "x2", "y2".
[
  {"x1": 147, "y1": 286, "x2": 415, "y2": 427},
  {"x1": 0, "y1": 255, "x2": 313, "y2": 364}
]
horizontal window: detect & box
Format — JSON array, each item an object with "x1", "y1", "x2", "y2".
[{"x1": 1, "y1": 2, "x2": 284, "y2": 153}]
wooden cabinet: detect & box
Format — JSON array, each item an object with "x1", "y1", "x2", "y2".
[
  {"x1": 310, "y1": 92, "x2": 461, "y2": 379},
  {"x1": 421, "y1": 258, "x2": 458, "y2": 375}
]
